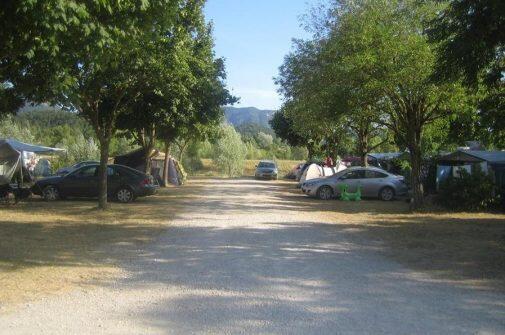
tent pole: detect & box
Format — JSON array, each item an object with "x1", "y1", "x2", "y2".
[{"x1": 19, "y1": 158, "x2": 23, "y2": 189}]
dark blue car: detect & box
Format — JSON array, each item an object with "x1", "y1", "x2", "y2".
[{"x1": 33, "y1": 164, "x2": 157, "y2": 203}]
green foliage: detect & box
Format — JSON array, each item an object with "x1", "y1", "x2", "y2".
[
  {"x1": 0, "y1": 114, "x2": 35, "y2": 143},
  {"x1": 437, "y1": 168, "x2": 496, "y2": 211},
  {"x1": 1, "y1": 109, "x2": 136, "y2": 171},
  {"x1": 212, "y1": 125, "x2": 246, "y2": 177},
  {"x1": 235, "y1": 122, "x2": 274, "y2": 143},
  {"x1": 1, "y1": 0, "x2": 234, "y2": 207},
  {"x1": 182, "y1": 141, "x2": 205, "y2": 173},
  {"x1": 0, "y1": 84, "x2": 24, "y2": 116},
  {"x1": 429, "y1": 0, "x2": 504, "y2": 86},
  {"x1": 53, "y1": 133, "x2": 100, "y2": 171},
  {"x1": 269, "y1": 111, "x2": 306, "y2": 148},
  {"x1": 255, "y1": 132, "x2": 273, "y2": 150},
  {"x1": 276, "y1": 0, "x2": 481, "y2": 208}
]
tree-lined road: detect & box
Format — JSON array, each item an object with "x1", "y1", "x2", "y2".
[{"x1": 1, "y1": 179, "x2": 504, "y2": 334}]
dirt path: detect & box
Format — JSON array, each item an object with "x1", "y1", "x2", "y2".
[{"x1": 1, "y1": 179, "x2": 504, "y2": 334}]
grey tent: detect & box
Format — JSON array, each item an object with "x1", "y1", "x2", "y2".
[{"x1": 0, "y1": 139, "x2": 64, "y2": 185}]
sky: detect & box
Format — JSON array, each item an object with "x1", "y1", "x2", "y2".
[{"x1": 204, "y1": 0, "x2": 313, "y2": 110}]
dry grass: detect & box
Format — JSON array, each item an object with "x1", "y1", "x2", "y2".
[
  {"x1": 194, "y1": 159, "x2": 302, "y2": 177},
  {"x1": 282, "y1": 187, "x2": 505, "y2": 290},
  {"x1": 0, "y1": 185, "x2": 200, "y2": 308}
]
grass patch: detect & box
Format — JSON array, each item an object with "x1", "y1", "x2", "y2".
[
  {"x1": 0, "y1": 184, "x2": 201, "y2": 308},
  {"x1": 285, "y1": 188, "x2": 505, "y2": 290}
]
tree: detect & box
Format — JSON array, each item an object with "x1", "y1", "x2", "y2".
[
  {"x1": 212, "y1": 124, "x2": 246, "y2": 177},
  {"x1": 269, "y1": 111, "x2": 305, "y2": 148},
  {"x1": 255, "y1": 132, "x2": 273, "y2": 150},
  {"x1": 323, "y1": 0, "x2": 467, "y2": 208},
  {"x1": 0, "y1": 84, "x2": 24, "y2": 116},
  {"x1": 2, "y1": 1, "x2": 183, "y2": 209},
  {"x1": 0, "y1": 114, "x2": 34, "y2": 143},
  {"x1": 117, "y1": 1, "x2": 212, "y2": 174},
  {"x1": 429, "y1": 0, "x2": 505, "y2": 86},
  {"x1": 159, "y1": 43, "x2": 236, "y2": 184},
  {"x1": 428, "y1": 0, "x2": 504, "y2": 150}
]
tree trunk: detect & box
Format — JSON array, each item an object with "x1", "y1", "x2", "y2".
[
  {"x1": 409, "y1": 145, "x2": 424, "y2": 209},
  {"x1": 357, "y1": 134, "x2": 369, "y2": 167},
  {"x1": 178, "y1": 141, "x2": 188, "y2": 163},
  {"x1": 406, "y1": 104, "x2": 424, "y2": 210},
  {"x1": 307, "y1": 145, "x2": 313, "y2": 161},
  {"x1": 360, "y1": 151, "x2": 369, "y2": 168},
  {"x1": 139, "y1": 126, "x2": 155, "y2": 175},
  {"x1": 162, "y1": 142, "x2": 171, "y2": 187},
  {"x1": 97, "y1": 136, "x2": 111, "y2": 210}
]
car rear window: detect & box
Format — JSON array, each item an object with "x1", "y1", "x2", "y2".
[
  {"x1": 258, "y1": 162, "x2": 276, "y2": 168},
  {"x1": 343, "y1": 170, "x2": 365, "y2": 179},
  {"x1": 365, "y1": 170, "x2": 388, "y2": 178},
  {"x1": 77, "y1": 166, "x2": 97, "y2": 177}
]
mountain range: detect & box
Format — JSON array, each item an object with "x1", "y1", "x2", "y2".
[{"x1": 224, "y1": 107, "x2": 275, "y2": 128}]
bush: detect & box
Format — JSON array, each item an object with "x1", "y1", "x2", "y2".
[
  {"x1": 212, "y1": 125, "x2": 246, "y2": 177},
  {"x1": 437, "y1": 167, "x2": 496, "y2": 211},
  {"x1": 52, "y1": 133, "x2": 100, "y2": 171}
]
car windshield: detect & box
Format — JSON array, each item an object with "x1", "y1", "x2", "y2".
[{"x1": 258, "y1": 162, "x2": 275, "y2": 168}]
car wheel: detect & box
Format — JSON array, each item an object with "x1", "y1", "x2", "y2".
[
  {"x1": 317, "y1": 186, "x2": 333, "y2": 200},
  {"x1": 42, "y1": 185, "x2": 60, "y2": 201},
  {"x1": 379, "y1": 187, "x2": 395, "y2": 201},
  {"x1": 116, "y1": 187, "x2": 134, "y2": 203}
]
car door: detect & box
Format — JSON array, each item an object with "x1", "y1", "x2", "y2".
[
  {"x1": 60, "y1": 165, "x2": 98, "y2": 197},
  {"x1": 334, "y1": 170, "x2": 365, "y2": 193},
  {"x1": 363, "y1": 170, "x2": 389, "y2": 197},
  {"x1": 107, "y1": 166, "x2": 122, "y2": 196}
]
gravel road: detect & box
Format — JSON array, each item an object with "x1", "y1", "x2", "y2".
[{"x1": 1, "y1": 178, "x2": 504, "y2": 334}]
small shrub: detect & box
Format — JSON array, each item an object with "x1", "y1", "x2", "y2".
[{"x1": 437, "y1": 167, "x2": 496, "y2": 211}]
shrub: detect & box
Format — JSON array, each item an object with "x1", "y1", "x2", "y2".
[
  {"x1": 437, "y1": 167, "x2": 496, "y2": 211},
  {"x1": 212, "y1": 125, "x2": 246, "y2": 177}
]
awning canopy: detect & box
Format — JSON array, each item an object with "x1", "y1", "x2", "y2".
[
  {"x1": 438, "y1": 150, "x2": 505, "y2": 165},
  {"x1": 0, "y1": 139, "x2": 64, "y2": 185},
  {"x1": 0, "y1": 138, "x2": 65, "y2": 154}
]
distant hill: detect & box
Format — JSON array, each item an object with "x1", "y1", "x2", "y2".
[{"x1": 224, "y1": 107, "x2": 275, "y2": 128}]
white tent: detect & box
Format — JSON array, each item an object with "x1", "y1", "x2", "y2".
[
  {"x1": 0, "y1": 139, "x2": 64, "y2": 185},
  {"x1": 298, "y1": 162, "x2": 347, "y2": 185}
]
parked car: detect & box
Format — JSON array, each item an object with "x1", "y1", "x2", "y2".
[
  {"x1": 255, "y1": 160, "x2": 278, "y2": 180},
  {"x1": 55, "y1": 160, "x2": 99, "y2": 176},
  {"x1": 301, "y1": 166, "x2": 408, "y2": 201},
  {"x1": 33, "y1": 164, "x2": 157, "y2": 203}
]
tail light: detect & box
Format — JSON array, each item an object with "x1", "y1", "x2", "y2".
[{"x1": 140, "y1": 178, "x2": 151, "y2": 187}]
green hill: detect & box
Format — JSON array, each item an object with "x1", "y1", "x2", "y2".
[{"x1": 224, "y1": 107, "x2": 275, "y2": 128}]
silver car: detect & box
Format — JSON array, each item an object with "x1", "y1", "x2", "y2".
[
  {"x1": 301, "y1": 166, "x2": 408, "y2": 201},
  {"x1": 255, "y1": 160, "x2": 278, "y2": 180}
]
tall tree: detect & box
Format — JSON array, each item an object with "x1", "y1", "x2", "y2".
[
  {"x1": 332, "y1": 0, "x2": 468, "y2": 208},
  {"x1": 2, "y1": 1, "x2": 183, "y2": 209}
]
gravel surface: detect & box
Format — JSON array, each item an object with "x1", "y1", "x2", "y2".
[{"x1": 1, "y1": 179, "x2": 504, "y2": 334}]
